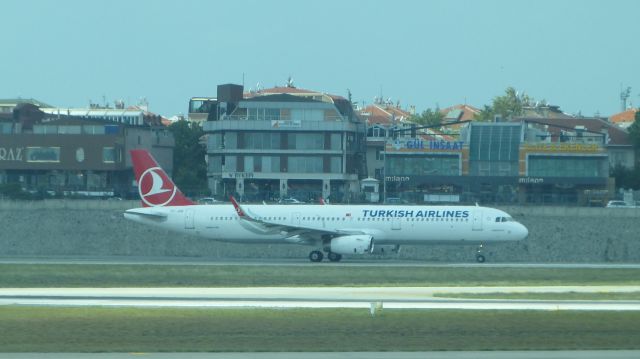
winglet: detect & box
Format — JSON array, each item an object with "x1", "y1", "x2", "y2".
[{"x1": 230, "y1": 196, "x2": 247, "y2": 218}]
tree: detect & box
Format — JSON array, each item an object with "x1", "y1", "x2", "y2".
[
  {"x1": 473, "y1": 105, "x2": 495, "y2": 122},
  {"x1": 410, "y1": 107, "x2": 444, "y2": 127},
  {"x1": 610, "y1": 164, "x2": 640, "y2": 190},
  {"x1": 167, "y1": 120, "x2": 208, "y2": 196},
  {"x1": 628, "y1": 110, "x2": 640, "y2": 148},
  {"x1": 474, "y1": 87, "x2": 534, "y2": 121}
]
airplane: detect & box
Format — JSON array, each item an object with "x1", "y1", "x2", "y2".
[{"x1": 124, "y1": 149, "x2": 528, "y2": 263}]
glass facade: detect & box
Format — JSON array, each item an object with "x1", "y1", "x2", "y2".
[
  {"x1": 244, "y1": 132, "x2": 280, "y2": 149},
  {"x1": 469, "y1": 124, "x2": 521, "y2": 176},
  {"x1": 330, "y1": 157, "x2": 342, "y2": 173},
  {"x1": 387, "y1": 155, "x2": 460, "y2": 176},
  {"x1": 288, "y1": 133, "x2": 324, "y2": 150},
  {"x1": 528, "y1": 156, "x2": 606, "y2": 177},
  {"x1": 25, "y1": 147, "x2": 60, "y2": 162},
  {"x1": 287, "y1": 156, "x2": 323, "y2": 173}
]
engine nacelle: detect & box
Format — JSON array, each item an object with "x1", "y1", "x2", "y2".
[
  {"x1": 329, "y1": 235, "x2": 373, "y2": 255},
  {"x1": 370, "y1": 244, "x2": 401, "y2": 255}
]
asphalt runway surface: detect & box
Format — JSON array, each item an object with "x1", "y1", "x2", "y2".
[
  {"x1": 2, "y1": 256, "x2": 640, "y2": 268},
  {"x1": 2, "y1": 286, "x2": 640, "y2": 310},
  {"x1": 1, "y1": 351, "x2": 640, "y2": 359}
]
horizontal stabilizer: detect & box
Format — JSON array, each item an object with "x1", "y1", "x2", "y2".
[{"x1": 124, "y1": 208, "x2": 168, "y2": 220}]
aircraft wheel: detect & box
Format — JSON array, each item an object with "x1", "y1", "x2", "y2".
[
  {"x1": 327, "y1": 252, "x2": 342, "y2": 262},
  {"x1": 476, "y1": 254, "x2": 486, "y2": 263},
  {"x1": 309, "y1": 250, "x2": 324, "y2": 262}
]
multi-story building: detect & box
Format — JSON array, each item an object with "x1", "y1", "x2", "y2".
[
  {"x1": 359, "y1": 102, "x2": 414, "y2": 180},
  {"x1": 0, "y1": 99, "x2": 173, "y2": 198},
  {"x1": 380, "y1": 108, "x2": 630, "y2": 206},
  {"x1": 202, "y1": 84, "x2": 366, "y2": 202}
]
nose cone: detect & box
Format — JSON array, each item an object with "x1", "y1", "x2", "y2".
[{"x1": 517, "y1": 222, "x2": 529, "y2": 240}]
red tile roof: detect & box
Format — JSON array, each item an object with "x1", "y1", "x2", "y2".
[
  {"x1": 610, "y1": 108, "x2": 637, "y2": 124},
  {"x1": 359, "y1": 104, "x2": 412, "y2": 125},
  {"x1": 439, "y1": 104, "x2": 480, "y2": 122}
]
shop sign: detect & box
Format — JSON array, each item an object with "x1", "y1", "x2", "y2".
[
  {"x1": 522, "y1": 143, "x2": 601, "y2": 153},
  {"x1": 390, "y1": 139, "x2": 464, "y2": 151},
  {"x1": 271, "y1": 120, "x2": 301, "y2": 128},
  {"x1": 0, "y1": 147, "x2": 23, "y2": 161},
  {"x1": 226, "y1": 172, "x2": 255, "y2": 179},
  {"x1": 518, "y1": 177, "x2": 544, "y2": 184},
  {"x1": 385, "y1": 175, "x2": 410, "y2": 182}
]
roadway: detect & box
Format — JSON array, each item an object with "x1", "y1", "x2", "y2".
[
  {"x1": 2, "y1": 256, "x2": 640, "y2": 268},
  {"x1": 2, "y1": 286, "x2": 640, "y2": 310}
]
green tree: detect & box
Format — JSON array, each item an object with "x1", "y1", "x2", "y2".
[
  {"x1": 168, "y1": 120, "x2": 208, "y2": 196},
  {"x1": 610, "y1": 164, "x2": 640, "y2": 190},
  {"x1": 474, "y1": 87, "x2": 534, "y2": 121},
  {"x1": 473, "y1": 105, "x2": 495, "y2": 122},
  {"x1": 410, "y1": 107, "x2": 444, "y2": 127},
  {"x1": 628, "y1": 110, "x2": 640, "y2": 148}
]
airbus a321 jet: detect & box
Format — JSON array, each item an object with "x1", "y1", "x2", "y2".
[{"x1": 124, "y1": 150, "x2": 528, "y2": 262}]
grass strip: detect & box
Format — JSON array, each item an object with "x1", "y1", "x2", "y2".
[
  {"x1": 0, "y1": 307, "x2": 639, "y2": 352},
  {"x1": 433, "y1": 292, "x2": 640, "y2": 301},
  {"x1": 2, "y1": 264, "x2": 640, "y2": 287}
]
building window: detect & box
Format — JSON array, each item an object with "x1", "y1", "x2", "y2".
[
  {"x1": 288, "y1": 133, "x2": 324, "y2": 150},
  {"x1": 375, "y1": 148, "x2": 383, "y2": 161},
  {"x1": 82, "y1": 125, "x2": 106, "y2": 135},
  {"x1": 244, "y1": 132, "x2": 280, "y2": 149},
  {"x1": 287, "y1": 156, "x2": 323, "y2": 173},
  {"x1": 261, "y1": 156, "x2": 280, "y2": 173},
  {"x1": 58, "y1": 125, "x2": 82, "y2": 135},
  {"x1": 330, "y1": 157, "x2": 342, "y2": 173},
  {"x1": 224, "y1": 156, "x2": 237, "y2": 172},
  {"x1": 529, "y1": 156, "x2": 605, "y2": 177},
  {"x1": 103, "y1": 147, "x2": 116, "y2": 163},
  {"x1": 330, "y1": 133, "x2": 342, "y2": 150},
  {"x1": 25, "y1": 147, "x2": 61, "y2": 162}
]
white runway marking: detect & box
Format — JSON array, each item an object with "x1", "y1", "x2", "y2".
[{"x1": 1, "y1": 287, "x2": 640, "y2": 310}]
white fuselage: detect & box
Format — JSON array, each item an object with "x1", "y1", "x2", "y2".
[{"x1": 124, "y1": 204, "x2": 528, "y2": 246}]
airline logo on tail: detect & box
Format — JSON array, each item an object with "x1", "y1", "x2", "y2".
[
  {"x1": 139, "y1": 167, "x2": 177, "y2": 207},
  {"x1": 130, "y1": 149, "x2": 195, "y2": 207}
]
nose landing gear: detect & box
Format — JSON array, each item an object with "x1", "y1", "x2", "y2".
[{"x1": 476, "y1": 244, "x2": 486, "y2": 263}]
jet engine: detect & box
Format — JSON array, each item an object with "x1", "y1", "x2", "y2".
[
  {"x1": 328, "y1": 235, "x2": 373, "y2": 255},
  {"x1": 370, "y1": 244, "x2": 401, "y2": 255}
]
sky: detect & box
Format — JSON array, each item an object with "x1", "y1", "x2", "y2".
[{"x1": 2, "y1": 0, "x2": 639, "y2": 118}]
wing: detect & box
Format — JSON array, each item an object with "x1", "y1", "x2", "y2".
[{"x1": 230, "y1": 196, "x2": 364, "y2": 243}]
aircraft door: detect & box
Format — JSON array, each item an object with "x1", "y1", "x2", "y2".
[
  {"x1": 185, "y1": 209, "x2": 195, "y2": 229},
  {"x1": 292, "y1": 212, "x2": 301, "y2": 225},
  {"x1": 472, "y1": 210, "x2": 482, "y2": 231},
  {"x1": 391, "y1": 218, "x2": 401, "y2": 230}
]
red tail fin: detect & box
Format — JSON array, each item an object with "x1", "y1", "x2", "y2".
[{"x1": 130, "y1": 149, "x2": 194, "y2": 207}]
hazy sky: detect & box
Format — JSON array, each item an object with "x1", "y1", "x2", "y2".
[{"x1": 2, "y1": 0, "x2": 639, "y2": 117}]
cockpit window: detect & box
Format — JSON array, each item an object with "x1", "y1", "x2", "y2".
[{"x1": 496, "y1": 216, "x2": 514, "y2": 222}]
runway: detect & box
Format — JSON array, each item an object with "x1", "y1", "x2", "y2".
[
  {"x1": 2, "y1": 286, "x2": 640, "y2": 310},
  {"x1": 1, "y1": 351, "x2": 640, "y2": 359},
  {"x1": 2, "y1": 256, "x2": 640, "y2": 268}
]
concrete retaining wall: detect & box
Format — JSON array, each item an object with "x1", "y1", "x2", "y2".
[{"x1": 1, "y1": 200, "x2": 639, "y2": 262}]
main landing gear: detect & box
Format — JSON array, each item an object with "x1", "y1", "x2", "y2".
[
  {"x1": 309, "y1": 250, "x2": 323, "y2": 262},
  {"x1": 308, "y1": 250, "x2": 342, "y2": 262},
  {"x1": 327, "y1": 252, "x2": 342, "y2": 262},
  {"x1": 475, "y1": 244, "x2": 486, "y2": 263}
]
